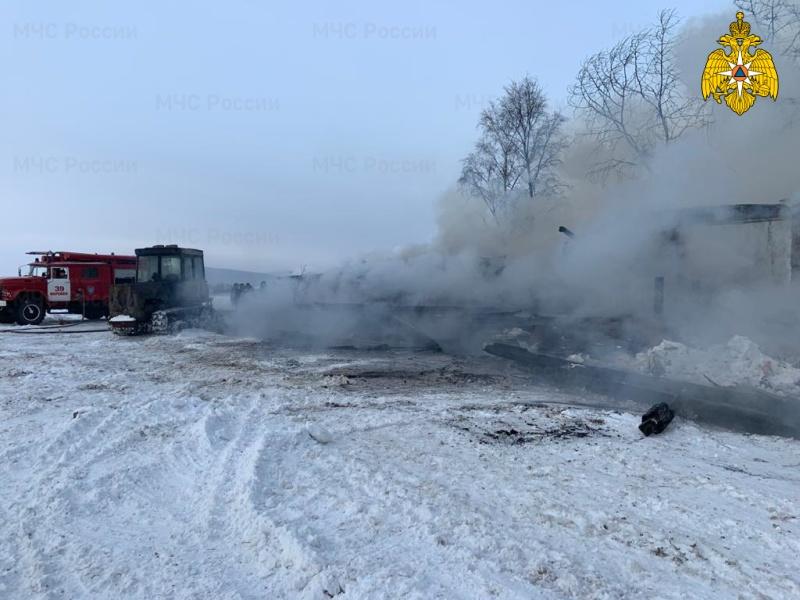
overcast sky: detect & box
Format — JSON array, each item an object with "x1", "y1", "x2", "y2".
[{"x1": 0, "y1": 0, "x2": 731, "y2": 274}]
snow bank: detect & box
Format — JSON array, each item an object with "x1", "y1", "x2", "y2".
[
  {"x1": 634, "y1": 335, "x2": 800, "y2": 395},
  {"x1": 109, "y1": 315, "x2": 136, "y2": 323}
]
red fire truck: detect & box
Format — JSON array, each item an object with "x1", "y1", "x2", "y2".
[{"x1": 0, "y1": 251, "x2": 137, "y2": 325}]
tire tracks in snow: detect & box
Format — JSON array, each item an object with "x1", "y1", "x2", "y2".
[
  {"x1": 172, "y1": 396, "x2": 343, "y2": 598},
  {"x1": 11, "y1": 395, "x2": 200, "y2": 598},
  {"x1": 13, "y1": 406, "x2": 125, "y2": 599}
]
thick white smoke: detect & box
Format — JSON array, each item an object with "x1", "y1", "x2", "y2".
[{"x1": 235, "y1": 7, "x2": 800, "y2": 356}]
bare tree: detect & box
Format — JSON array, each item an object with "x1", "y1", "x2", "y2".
[
  {"x1": 640, "y1": 10, "x2": 707, "y2": 143},
  {"x1": 569, "y1": 32, "x2": 649, "y2": 179},
  {"x1": 479, "y1": 99, "x2": 525, "y2": 193},
  {"x1": 526, "y1": 110, "x2": 568, "y2": 198},
  {"x1": 736, "y1": 0, "x2": 800, "y2": 59},
  {"x1": 459, "y1": 140, "x2": 519, "y2": 223},
  {"x1": 499, "y1": 76, "x2": 567, "y2": 198},
  {"x1": 459, "y1": 101, "x2": 523, "y2": 222},
  {"x1": 460, "y1": 76, "x2": 567, "y2": 221},
  {"x1": 736, "y1": 1, "x2": 794, "y2": 41},
  {"x1": 568, "y1": 10, "x2": 707, "y2": 180}
]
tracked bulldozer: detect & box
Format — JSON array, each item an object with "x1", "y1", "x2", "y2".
[{"x1": 109, "y1": 245, "x2": 213, "y2": 335}]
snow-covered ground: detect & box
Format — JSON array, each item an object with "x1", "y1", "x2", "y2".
[{"x1": 1, "y1": 325, "x2": 799, "y2": 599}]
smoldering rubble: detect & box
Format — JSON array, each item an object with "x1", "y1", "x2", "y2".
[{"x1": 219, "y1": 8, "x2": 800, "y2": 445}]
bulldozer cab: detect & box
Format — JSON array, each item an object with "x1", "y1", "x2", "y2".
[
  {"x1": 136, "y1": 246, "x2": 206, "y2": 283},
  {"x1": 110, "y1": 245, "x2": 210, "y2": 324}
]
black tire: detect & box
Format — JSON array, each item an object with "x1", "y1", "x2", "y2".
[{"x1": 16, "y1": 298, "x2": 45, "y2": 326}]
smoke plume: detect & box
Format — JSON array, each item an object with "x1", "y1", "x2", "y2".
[{"x1": 234, "y1": 7, "x2": 800, "y2": 357}]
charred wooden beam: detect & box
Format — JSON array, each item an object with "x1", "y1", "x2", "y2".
[{"x1": 672, "y1": 203, "x2": 788, "y2": 226}]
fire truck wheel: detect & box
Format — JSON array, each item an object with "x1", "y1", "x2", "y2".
[{"x1": 16, "y1": 298, "x2": 45, "y2": 326}]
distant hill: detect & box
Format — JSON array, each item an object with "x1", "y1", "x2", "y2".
[{"x1": 205, "y1": 266, "x2": 289, "y2": 287}]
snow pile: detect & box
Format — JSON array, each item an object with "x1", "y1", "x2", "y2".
[
  {"x1": 634, "y1": 335, "x2": 800, "y2": 395},
  {"x1": 109, "y1": 315, "x2": 136, "y2": 323},
  {"x1": 306, "y1": 422, "x2": 335, "y2": 444},
  {"x1": 566, "y1": 353, "x2": 586, "y2": 364}
]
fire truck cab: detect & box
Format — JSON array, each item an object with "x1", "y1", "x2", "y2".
[{"x1": 0, "y1": 251, "x2": 137, "y2": 325}]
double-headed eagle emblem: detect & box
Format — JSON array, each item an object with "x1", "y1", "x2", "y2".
[{"x1": 701, "y1": 12, "x2": 778, "y2": 115}]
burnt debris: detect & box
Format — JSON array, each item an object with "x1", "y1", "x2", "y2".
[
  {"x1": 639, "y1": 403, "x2": 675, "y2": 436},
  {"x1": 484, "y1": 342, "x2": 800, "y2": 439}
]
